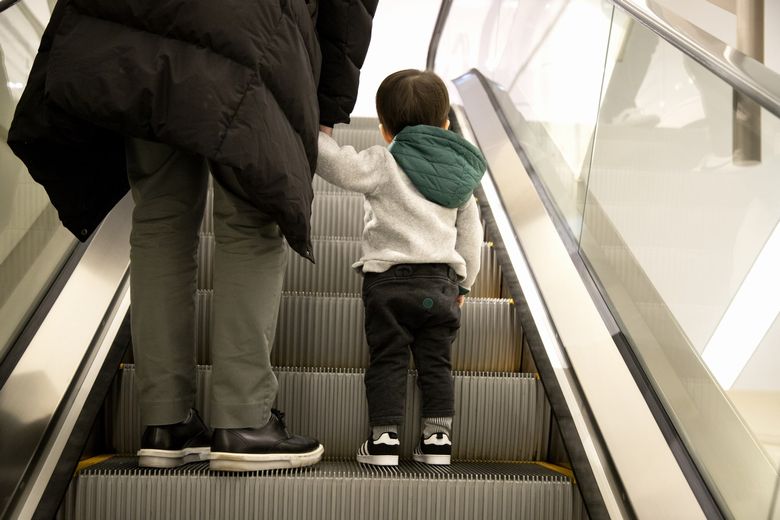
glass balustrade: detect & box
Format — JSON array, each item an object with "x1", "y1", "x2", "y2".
[
  {"x1": 436, "y1": 1, "x2": 780, "y2": 518},
  {"x1": 0, "y1": 0, "x2": 75, "y2": 361},
  {"x1": 437, "y1": 0, "x2": 613, "y2": 238}
]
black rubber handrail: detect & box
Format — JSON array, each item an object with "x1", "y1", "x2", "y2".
[
  {"x1": 0, "y1": 0, "x2": 21, "y2": 14},
  {"x1": 425, "y1": 0, "x2": 453, "y2": 71}
]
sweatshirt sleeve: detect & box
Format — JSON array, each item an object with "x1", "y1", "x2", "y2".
[
  {"x1": 454, "y1": 196, "x2": 483, "y2": 294},
  {"x1": 317, "y1": 131, "x2": 387, "y2": 194}
]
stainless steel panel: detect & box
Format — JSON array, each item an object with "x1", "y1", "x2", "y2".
[{"x1": 0, "y1": 195, "x2": 132, "y2": 518}]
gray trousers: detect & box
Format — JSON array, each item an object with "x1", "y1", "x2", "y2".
[{"x1": 126, "y1": 138, "x2": 288, "y2": 428}]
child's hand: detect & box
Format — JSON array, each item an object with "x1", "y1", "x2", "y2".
[
  {"x1": 319, "y1": 125, "x2": 333, "y2": 136},
  {"x1": 456, "y1": 295, "x2": 465, "y2": 308}
]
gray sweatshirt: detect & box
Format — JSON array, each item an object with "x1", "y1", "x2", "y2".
[{"x1": 316, "y1": 126, "x2": 486, "y2": 292}]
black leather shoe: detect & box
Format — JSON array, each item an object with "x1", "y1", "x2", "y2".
[
  {"x1": 210, "y1": 409, "x2": 324, "y2": 471},
  {"x1": 137, "y1": 408, "x2": 211, "y2": 468}
]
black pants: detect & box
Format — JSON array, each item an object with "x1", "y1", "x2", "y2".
[{"x1": 362, "y1": 264, "x2": 461, "y2": 425}]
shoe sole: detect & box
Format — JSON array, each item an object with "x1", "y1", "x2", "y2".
[
  {"x1": 137, "y1": 447, "x2": 210, "y2": 468},
  {"x1": 412, "y1": 453, "x2": 451, "y2": 465},
  {"x1": 356, "y1": 454, "x2": 399, "y2": 466},
  {"x1": 209, "y1": 444, "x2": 324, "y2": 472}
]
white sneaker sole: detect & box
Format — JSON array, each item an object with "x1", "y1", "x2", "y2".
[
  {"x1": 413, "y1": 453, "x2": 451, "y2": 465},
  {"x1": 209, "y1": 444, "x2": 324, "y2": 472},
  {"x1": 137, "y1": 447, "x2": 210, "y2": 468},
  {"x1": 356, "y1": 454, "x2": 399, "y2": 466}
]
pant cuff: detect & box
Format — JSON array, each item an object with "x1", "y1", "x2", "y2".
[
  {"x1": 420, "y1": 409, "x2": 455, "y2": 418},
  {"x1": 369, "y1": 415, "x2": 404, "y2": 426},
  {"x1": 140, "y1": 397, "x2": 193, "y2": 426},
  {"x1": 210, "y1": 401, "x2": 272, "y2": 429}
]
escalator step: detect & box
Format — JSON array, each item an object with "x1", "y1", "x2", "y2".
[
  {"x1": 199, "y1": 191, "x2": 365, "y2": 242},
  {"x1": 286, "y1": 239, "x2": 501, "y2": 297},
  {"x1": 336, "y1": 117, "x2": 384, "y2": 131},
  {"x1": 110, "y1": 366, "x2": 550, "y2": 462},
  {"x1": 197, "y1": 234, "x2": 501, "y2": 297},
  {"x1": 194, "y1": 292, "x2": 522, "y2": 371},
  {"x1": 311, "y1": 193, "x2": 364, "y2": 238},
  {"x1": 71, "y1": 459, "x2": 577, "y2": 520},
  {"x1": 312, "y1": 175, "x2": 346, "y2": 194}
]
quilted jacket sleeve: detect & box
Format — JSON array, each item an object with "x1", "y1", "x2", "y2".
[{"x1": 316, "y1": 0, "x2": 378, "y2": 127}]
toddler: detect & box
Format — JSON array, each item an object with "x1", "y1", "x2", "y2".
[{"x1": 316, "y1": 69, "x2": 486, "y2": 466}]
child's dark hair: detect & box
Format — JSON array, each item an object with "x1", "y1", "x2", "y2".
[{"x1": 376, "y1": 69, "x2": 449, "y2": 137}]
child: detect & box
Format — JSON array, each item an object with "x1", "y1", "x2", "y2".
[{"x1": 316, "y1": 69, "x2": 486, "y2": 466}]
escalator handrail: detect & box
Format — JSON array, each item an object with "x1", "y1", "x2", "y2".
[
  {"x1": 426, "y1": 0, "x2": 453, "y2": 71},
  {"x1": 427, "y1": 0, "x2": 780, "y2": 119},
  {"x1": 610, "y1": 0, "x2": 780, "y2": 119},
  {"x1": 0, "y1": 0, "x2": 21, "y2": 14}
]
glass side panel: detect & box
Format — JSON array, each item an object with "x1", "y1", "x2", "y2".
[
  {"x1": 435, "y1": 0, "x2": 614, "y2": 238},
  {"x1": 582, "y1": 7, "x2": 780, "y2": 518},
  {"x1": 0, "y1": 1, "x2": 75, "y2": 360}
]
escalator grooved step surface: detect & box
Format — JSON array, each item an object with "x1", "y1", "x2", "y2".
[
  {"x1": 196, "y1": 235, "x2": 501, "y2": 297},
  {"x1": 311, "y1": 193, "x2": 365, "y2": 238},
  {"x1": 111, "y1": 366, "x2": 551, "y2": 461},
  {"x1": 82, "y1": 458, "x2": 567, "y2": 480},
  {"x1": 71, "y1": 459, "x2": 578, "y2": 520},
  {"x1": 194, "y1": 291, "x2": 522, "y2": 371}
]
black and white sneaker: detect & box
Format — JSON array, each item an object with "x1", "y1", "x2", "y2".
[
  {"x1": 356, "y1": 432, "x2": 400, "y2": 466},
  {"x1": 412, "y1": 432, "x2": 451, "y2": 465},
  {"x1": 137, "y1": 408, "x2": 212, "y2": 468}
]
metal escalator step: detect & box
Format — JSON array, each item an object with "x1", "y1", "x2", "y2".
[
  {"x1": 283, "y1": 238, "x2": 501, "y2": 298},
  {"x1": 312, "y1": 175, "x2": 346, "y2": 194},
  {"x1": 336, "y1": 116, "x2": 382, "y2": 130},
  {"x1": 197, "y1": 190, "x2": 364, "y2": 252},
  {"x1": 110, "y1": 366, "x2": 550, "y2": 462},
  {"x1": 311, "y1": 193, "x2": 364, "y2": 239},
  {"x1": 197, "y1": 233, "x2": 501, "y2": 297},
  {"x1": 194, "y1": 291, "x2": 522, "y2": 371},
  {"x1": 73, "y1": 458, "x2": 576, "y2": 520},
  {"x1": 283, "y1": 237, "x2": 362, "y2": 293}
]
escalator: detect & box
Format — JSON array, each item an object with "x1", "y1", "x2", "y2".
[
  {"x1": 51, "y1": 119, "x2": 588, "y2": 520},
  {"x1": 2, "y1": 0, "x2": 780, "y2": 519}
]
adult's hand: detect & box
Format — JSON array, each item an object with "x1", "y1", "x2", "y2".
[
  {"x1": 456, "y1": 295, "x2": 465, "y2": 308},
  {"x1": 319, "y1": 125, "x2": 333, "y2": 136}
]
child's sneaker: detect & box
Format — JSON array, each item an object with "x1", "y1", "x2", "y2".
[
  {"x1": 356, "y1": 432, "x2": 400, "y2": 466},
  {"x1": 412, "y1": 432, "x2": 451, "y2": 465}
]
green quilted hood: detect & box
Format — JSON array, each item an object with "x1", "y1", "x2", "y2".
[{"x1": 389, "y1": 125, "x2": 487, "y2": 208}]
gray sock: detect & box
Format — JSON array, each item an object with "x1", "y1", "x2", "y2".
[
  {"x1": 422, "y1": 416, "x2": 452, "y2": 438},
  {"x1": 371, "y1": 424, "x2": 398, "y2": 439}
]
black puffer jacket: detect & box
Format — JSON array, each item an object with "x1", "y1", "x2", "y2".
[{"x1": 8, "y1": 0, "x2": 377, "y2": 259}]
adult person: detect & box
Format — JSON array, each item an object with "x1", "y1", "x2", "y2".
[{"x1": 9, "y1": 0, "x2": 377, "y2": 471}]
